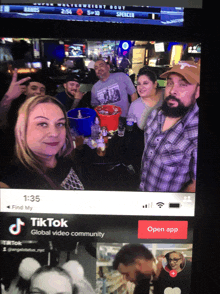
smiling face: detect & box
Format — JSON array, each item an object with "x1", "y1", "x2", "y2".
[
  {"x1": 64, "y1": 80, "x2": 80, "y2": 98},
  {"x1": 30, "y1": 271, "x2": 72, "y2": 294},
  {"x1": 162, "y1": 73, "x2": 200, "y2": 117},
  {"x1": 168, "y1": 253, "x2": 183, "y2": 272},
  {"x1": 25, "y1": 82, "x2": 46, "y2": 99},
  {"x1": 26, "y1": 102, "x2": 66, "y2": 161},
  {"x1": 137, "y1": 74, "x2": 157, "y2": 99},
  {"x1": 94, "y1": 60, "x2": 110, "y2": 81}
]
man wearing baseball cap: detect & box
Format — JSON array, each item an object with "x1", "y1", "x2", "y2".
[
  {"x1": 139, "y1": 60, "x2": 200, "y2": 192},
  {"x1": 56, "y1": 73, "x2": 87, "y2": 111}
]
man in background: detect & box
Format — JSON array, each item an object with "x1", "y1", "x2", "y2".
[
  {"x1": 0, "y1": 69, "x2": 46, "y2": 130},
  {"x1": 0, "y1": 69, "x2": 46, "y2": 171},
  {"x1": 91, "y1": 59, "x2": 137, "y2": 117},
  {"x1": 56, "y1": 73, "x2": 89, "y2": 111}
]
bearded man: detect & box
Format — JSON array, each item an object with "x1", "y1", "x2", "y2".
[
  {"x1": 91, "y1": 59, "x2": 138, "y2": 117},
  {"x1": 56, "y1": 73, "x2": 86, "y2": 111},
  {"x1": 139, "y1": 61, "x2": 200, "y2": 192},
  {"x1": 113, "y1": 244, "x2": 161, "y2": 294}
]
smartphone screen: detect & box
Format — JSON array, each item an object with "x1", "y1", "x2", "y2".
[
  {"x1": 1, "y1": 192, "x2": 195, "y2": 294},
  {"x1": 1, "y1": 0, "x2": 219, "y2": 293}
]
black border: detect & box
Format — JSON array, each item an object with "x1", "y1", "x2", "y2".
[
  {"x1": 1, "y1": 8, "x2": 202, "y2": 39},
  {"x1": 1, "y1": 3, "x2": 220, "y2": 293}
]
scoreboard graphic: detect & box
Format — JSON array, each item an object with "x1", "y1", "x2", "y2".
[{"x1": 0, "y1": 4, "x2": 184, "y2": 26}]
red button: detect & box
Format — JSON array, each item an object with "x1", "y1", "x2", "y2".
[
  {"x1": 76, "y1": 9, "x2": 83, "y2": 15},
  {"x1": 169, "y1": 270, "x2": 178, "y2": 278},
  {"x1": 138, "y1": 220, "x2": 188, "y2": 239}
]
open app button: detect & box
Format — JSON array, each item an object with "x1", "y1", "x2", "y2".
[{"x1": 138, "y1": 220, "x2": 188, "y2": 239}]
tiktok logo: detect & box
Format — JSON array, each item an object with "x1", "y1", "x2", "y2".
[{"x1": 9, "y1": 218, "x2": 25, "y2": 235}]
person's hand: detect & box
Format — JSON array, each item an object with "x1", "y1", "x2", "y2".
[
  {"x1": 74, "y1": 89, "x2": 86, "y2": 100},
  {"x1": 5, "y1": 68, "x2": 31, "y2": 101},
  {"x1": 71, "y1": 89, "x2": 86, "y2": 108}
]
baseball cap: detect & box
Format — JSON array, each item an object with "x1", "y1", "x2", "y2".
[
  {"x1": 65, "y1": 73, "x2": 81, "y2": 83},
  {"x1": 160, "y1": 61, "x2": 200, "y2": 84}
]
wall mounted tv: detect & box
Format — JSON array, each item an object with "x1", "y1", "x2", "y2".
[{"x1": 0, "y1": 3, "x2": 184, "y2": 27}]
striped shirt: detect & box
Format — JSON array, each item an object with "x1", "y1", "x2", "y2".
[{"x1": 139, "y1": 103, "x2": 198, "y2": 192}]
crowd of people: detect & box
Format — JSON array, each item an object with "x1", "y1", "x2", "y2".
[{"x1": 0, "y1": 58, "x2": 200, "y2": 191}]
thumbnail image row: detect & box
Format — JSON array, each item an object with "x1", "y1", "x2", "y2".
[{"x1": 1, "y1": 242, "x2": 192, "y2": 294}]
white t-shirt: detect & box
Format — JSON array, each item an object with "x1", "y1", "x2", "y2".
[{"x1": 128, "y1": 90, "x2": 164, "y2": 129}]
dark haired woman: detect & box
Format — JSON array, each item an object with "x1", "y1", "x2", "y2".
[{"x1": 127, "y1": 69, "x2": 164, "y2": 130}]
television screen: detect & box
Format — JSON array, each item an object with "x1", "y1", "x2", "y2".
[
  {"x1": 31, "y1": 61, "x2": 42, "y2": 68},
  {"x1": 0, "y1": 4, "x2": 185, "y2": 27},
  {"x1": 65, "y1": 43, "x2": 86, "y2": 57},
  {"x1": 188, "y1": 44, "x2": 201, "y2": 54},
  {"x1": 43, "y1": 43, "x2": 65, "y2": 62},
  {"x1": 154, "y1": 42, "x2": 165, "y2": 52}
]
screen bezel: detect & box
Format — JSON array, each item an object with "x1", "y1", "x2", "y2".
[
  {"x1": 1, "y1": 8, "x2": 202, "y2": 39},
  {"x1": 1, "y1": 3, "x2": 220, "y2": 294}
]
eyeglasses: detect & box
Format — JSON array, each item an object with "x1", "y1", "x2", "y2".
[{"x1": 168, "y1": 258, "x2": 181, "y2": 263}]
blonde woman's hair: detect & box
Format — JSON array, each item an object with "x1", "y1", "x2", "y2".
[
  {"x1": 15, "y1": 95, "x2": 73, "y2": 174},
  {"x1": 166, "y1": 251, "x2": 185, "y2": 270}
]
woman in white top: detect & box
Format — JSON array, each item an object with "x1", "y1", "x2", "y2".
[{"x1": 128, "y1": 69, "x2": 164, "y2": 130}]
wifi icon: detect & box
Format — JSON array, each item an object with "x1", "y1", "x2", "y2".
[{"x1": 156, "y1": 202, "x2": 165, "y2": 208}]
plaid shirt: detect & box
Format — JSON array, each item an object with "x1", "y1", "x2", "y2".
[{"x1": 139, "y1": 103, "x2": 198, "y2": 192}]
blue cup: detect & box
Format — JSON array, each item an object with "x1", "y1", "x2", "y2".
[{"x1": 67, "y1": 108, "x2": 96, "y2": 137}]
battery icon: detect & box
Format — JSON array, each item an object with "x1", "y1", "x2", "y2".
[{"x1": 169, "y1": 203, "x2": 180, "y2": 208}]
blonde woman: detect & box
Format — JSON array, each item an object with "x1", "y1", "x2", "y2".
[
  {"x1": 164, "y1": 251, "x2": 185, "y2": 273},
  {"x1": 0, "y1": 95, "x2": 84, "y2": 189}
]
